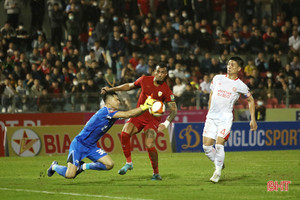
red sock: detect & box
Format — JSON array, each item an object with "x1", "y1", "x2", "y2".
[
  {"x1": 147, "y1": 147, "x2": 159, "y2": 174},
  {"x1": 121, "y1": 132, "x2": 132, "y2": 163}
]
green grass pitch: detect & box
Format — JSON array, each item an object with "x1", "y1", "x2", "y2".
[{"x1": 0, "y1": 150, "x2": 299, "y2": 200}]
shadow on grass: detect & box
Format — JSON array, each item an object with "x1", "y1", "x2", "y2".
[
  {"x1": 220, "y1": 175, "x2": 250, "y2": 183},
  {"x1": 57, "y1": 173, "x2": 207, "y2": 187}
]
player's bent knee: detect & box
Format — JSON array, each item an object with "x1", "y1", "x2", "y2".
[
  {"x1": 215, "y1": 144, "x2": 224, "y2": 151},
  {"x1": 145, "y1": 142, "x2": 154, "y2": 149},
  {"x1": 105, "y1": 161, "x2": 114, "y2": 170},
  {"x1": 65, "y1": 171, "x2": 76, "y2": 179},
  {"x1": 203, "y1": 145, "x2": 213, "y2": 153}
]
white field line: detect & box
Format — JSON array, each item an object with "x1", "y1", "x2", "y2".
[{"x1": 0, "y1": 187, "x2": 153, "y2": 200}]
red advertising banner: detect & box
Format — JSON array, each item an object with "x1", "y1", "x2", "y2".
[
  {"x1": 0, "y1": 126, "x2": 6, "y2": 157},
  {"x1": 0, "y1": 110, "x2": 208, "y2": 128},
  {"x1": 161, "y1": 110, "x2": 208, "y2": 123},
  {"x1": 0, "y1": 113, "x2": 85, "y2": 128}
]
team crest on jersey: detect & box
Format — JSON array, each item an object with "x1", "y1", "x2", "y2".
[
  {"x1": 108, "y1": 108, "x2": 114, "y2": 113},
  {"x1": 170, "y1": 94, "x2": 175, "y2": 101},
  {"x1": 232, "y1": 87, "x2": 237, "y2": 92},
  {"x1": 158, "y1": 91, "x2": 163, "y2": 97}
]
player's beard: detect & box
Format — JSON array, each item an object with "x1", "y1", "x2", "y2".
[
  {"x1": 156, "y1": 80, "x2": 164, "y2": 85},
  {"x1": 154, "y1": 76, "x2": 165, "y2": 85}
]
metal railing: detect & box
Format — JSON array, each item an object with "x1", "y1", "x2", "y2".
[{"x1": 0, "y1": 88, "x2": 299, "y2": 113}]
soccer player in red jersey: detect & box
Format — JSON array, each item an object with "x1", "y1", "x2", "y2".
[{"x1": 101, "y1": 63, "x2": 177, "y2": 180}]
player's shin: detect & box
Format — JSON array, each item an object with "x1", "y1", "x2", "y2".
[
  {"x1": 203, "y1": 145, "x2": 216, "y2": 162},
  {"x1": 53, "y1": 165, "x2": 67, "y2": 177},
  {"x1": 214, "y1": 144, "x2": 225, "y2": 171},
  {"x1": 147, "y1": 147, "x2": 159, "y2": 174},
  {"x1": 84, "y1": 162, "x2": 107, "y2": 170},
  {"x1": 121, "y1": 131, "x2": 132, "y2": 163}
]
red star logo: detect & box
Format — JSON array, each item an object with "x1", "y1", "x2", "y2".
[{"x1": 13, "y1": 131, "x2": 38, "y2": 155}]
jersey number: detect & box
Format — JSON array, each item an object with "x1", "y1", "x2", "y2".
[
  {"x1": 96, "y1": 149, "x2": 106, "y2": 155},
  {"x1": 220, "y1": 129, "x2": 226, "y2": 135}
]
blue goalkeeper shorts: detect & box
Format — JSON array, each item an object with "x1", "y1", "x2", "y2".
[{"x1": 67, "y1": 138, "x2": 108, "y2": 167}]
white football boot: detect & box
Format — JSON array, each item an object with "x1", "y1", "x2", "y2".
[{"x1": 210, "y1": 169, "x2": 221, "y2": 183}]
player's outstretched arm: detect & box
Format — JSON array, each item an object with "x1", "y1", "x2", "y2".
[
  {"x1": 113, "y1": 97, "x2": 155, "y2": 119},
  {"x1": 101, "y1": 83, "x2": 136, "y2": 94},
  {"x1": 247, "y1": 94, "x2": 258, "y2": 131},
  {"x1": 158, "y1": 101, "x2": 177, "y2": 132}
]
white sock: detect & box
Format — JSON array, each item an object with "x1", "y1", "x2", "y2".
[
  {"x1": 214, "y1": 144, "x2": 225, "y2": 172},
  {"x1": 82, "y1": 163, "x2": 87, "y2": 170},
  {"x1": 126, "y1": 162, "x2": 133, "y2": 165},
  {"x1": 203, "y1": 145, "x2": 216, "y2": 162}
]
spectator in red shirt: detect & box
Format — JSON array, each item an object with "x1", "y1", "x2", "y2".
[
  {"x1": 200, "y1": 19, "x2": 212, "y2": 34},
  {"x1": 48, "y1": 80, "x2": 64, "y2": 111},
  {"x1": 262, "y1": 26, "x2": 272, "y2": 41},
  {"x1": 138, "y1": 0, "x2": 150, "y2": 17},
  {"x1": 240, "y1": 24, "x2": 252, "y2": 41},
  {"x1": 128, "y1": 51, "x2": 139, "y2": 70},
  {"x1": 38, "y1": 58, "x2": 50, "y2": 75}
]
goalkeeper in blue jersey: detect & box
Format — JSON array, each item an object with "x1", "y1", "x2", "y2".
[{"x1": 47, "y1": 91, "x2": 155, "y2": 179}]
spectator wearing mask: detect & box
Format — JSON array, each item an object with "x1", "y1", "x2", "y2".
[{"x1": 66, "y1": 12, "x2": 80, "y2": 48}]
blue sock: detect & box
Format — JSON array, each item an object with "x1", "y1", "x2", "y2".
[
  {"x1": 86, "y1": 162, "x2": 107, "y2": 170},
  {"x1": 53, "y1": 165, "x2": 67, "y2": 177}
]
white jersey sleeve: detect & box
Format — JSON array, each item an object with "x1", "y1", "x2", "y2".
[{"x1": 237, "y1": 80, "x2": 251, "y2": 98}]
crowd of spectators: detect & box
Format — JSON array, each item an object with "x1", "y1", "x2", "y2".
[{"x1": 1, "y1": 0, "x2": 300, "y2": 113}]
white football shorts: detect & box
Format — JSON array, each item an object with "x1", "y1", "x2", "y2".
[{"x1": 202, "y1": 118, "x2": 232, "y2": 141}]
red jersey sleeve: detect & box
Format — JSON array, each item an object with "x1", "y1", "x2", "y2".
[
  {"x1": 134, "y1": 76, "x2": 144, "y2": 88},
  {"x1": 162, "y1": 84, "x2": 175, "y2": 103}
]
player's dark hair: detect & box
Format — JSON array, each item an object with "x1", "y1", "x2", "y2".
[
  {"x1": 103, "y1": 90, "x2": 118, "y2": 103},
  {"x1": 228, "y1": 56, "x2": 244, "y2": 68},
  {"x1": 156, "y1": 62, "x2": 168, "y2": 71}
]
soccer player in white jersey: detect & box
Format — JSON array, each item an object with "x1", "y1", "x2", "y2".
[{"x1": 202, "y1": 56, "x2": 258, "y2": 183}]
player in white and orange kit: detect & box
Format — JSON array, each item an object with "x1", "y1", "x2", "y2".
[
  {"x1": 101, "y1": 63, "x2": 177, "y2": 180},
  {"x1": 202, "y1": 57, "x2": 258, "y2": 183}
]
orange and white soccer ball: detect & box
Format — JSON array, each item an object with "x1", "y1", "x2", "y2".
[{"x1": 149, "y1": 101, "x2": 165, "y2": 117}]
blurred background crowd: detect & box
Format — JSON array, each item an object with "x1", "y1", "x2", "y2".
[{"x1": 1, "y1": 0, "x2": 300, "y2": 114}]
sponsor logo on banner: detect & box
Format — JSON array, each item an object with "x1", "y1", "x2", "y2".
[
  {"x1": 179, "y1": 125, "x2": 200, "y2": 149},
  {"x1": 6, "y1": 125, "x2": 172, "y2": 156},
  {"x1": 173, "y1": 122, "x2": 300, "y2": 152},
  {"x1": 174, "y1": 124, "x2": 203, "y2": 152},
  {"x1": 11, "y1": 129, "x2": 41, "y2": 156}
]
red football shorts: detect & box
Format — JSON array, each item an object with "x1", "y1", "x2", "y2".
[{"x1": 127, "y1": 115, "x2": 160, "y2": 133}]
